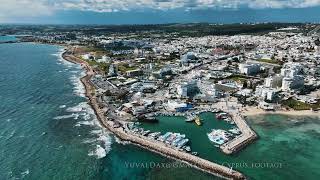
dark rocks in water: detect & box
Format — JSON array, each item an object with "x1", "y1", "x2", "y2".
[{"x1": 315, "y1": 38, "x2": 320, "y2": 46}]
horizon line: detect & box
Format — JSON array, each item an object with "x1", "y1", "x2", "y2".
[{"x1": 1, "y1": 21, "x2": 319, "y2": 26}]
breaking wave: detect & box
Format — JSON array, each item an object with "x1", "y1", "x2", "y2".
[
  {"x1": 56, "y1": 50, "x2": 113, "y2": 158},
  {"x1": 88, "y1": 145, "x2": 107, "y2": 159}
]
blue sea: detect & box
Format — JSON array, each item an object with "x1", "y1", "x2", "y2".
[{"x1": 0, "y1": 37, "x2": 319, "y2": 180}]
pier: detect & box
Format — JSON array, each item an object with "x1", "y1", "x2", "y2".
[
  {"x1": 62, "y1": 50, "x2": 246, "y2": 180},
  {"x1": 220, "y1": 113, "x2": 258, "y2": 154}
]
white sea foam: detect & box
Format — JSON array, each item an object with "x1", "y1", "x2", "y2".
[
  {"x1": 114, "y1": 136, "x2": 130, "y2": 145},
  {"x1": 53, "y1": 113, "x2": 79, "y2": 120},
  {"x1": 90, "y1": 129, "x2": 103, "y2": 135},
  {"x1": 66, "y1": 102, "x2": 87, "y2": 112},
  {"x1": 6, "y1": 129, "x2": 16, "y2": 140},
  {"x1": 20, "y1": 169, "x2": 30, "y2": 178},
  {"x1": 73, "y1": 107, "x2": 113, "y2": 155},
  {"x1": 54, "y1": 48, "x2": 76, "y2": 68},
  {"x1": 68, "y1": 102, "x2": 100, "y2": 127},
  {"x1": 70, "y1": 74, "x2": 85, "y2": 97},
  {"x1": 88, "y1": 145, "x2": 106, "y2": 159},
  {"x1": 55, "y1": 49, "x2": 86, "y2": 98},
  {"x1": 82, "y1": 138, "x2": 97, "y2": 144},
  {"x1": 54, "y1": 50, "x2": 114, "y2": 158},
  {"x1": 76, "y1": 120, "x2": 95, "y2": 126},
  {"x1": 82, "y1": 126, "x2": 113, "y2": 158},
  {"x1": 59, "y1": 105, "x2": 66, "y2": 109},
  {"x1": 82, "y1": 113, "x2": 92, "y2": 121},
  {"x1": 98, "y1": 132, "x2": 112, "y2": 154},
  {"x1": 40, "y1": 132, "x2": 47, "y2": 136}
]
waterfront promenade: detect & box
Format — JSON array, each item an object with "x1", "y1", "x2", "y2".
[{"x1": 62, "y1": 49, "x2": 246, "y2": 180}]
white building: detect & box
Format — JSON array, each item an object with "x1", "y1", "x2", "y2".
[
  {"x1": 258, "y1": 101, "x2": 275, "y2": 110},
  {"x1": 280, "y1": 62, "x2": 304, "y2": 91},
  {"x1": 166, "y1": 101, "x2": 187, "y2": 111},
  {"x1": 97, "y1": 55, "x2": 111, "y2": 63},
  {"x1": 255, "y1": 86, "x2": 277, "y2": 101},
  {"x1": 265, "y1": 75, "x2": 283, "y2": 88},
  {"x1": 134, "y1": 48, "x2": 144, "y2": 57},
  {"x1": 280, "y1": 62, "x2": 303, "y2": 78},
  {"x1": 281, "y1": 75, "x2": 304, "y2": 91},
  {"x1": 81, "y1": 53, "x2": 94, "y2": 60},
  {"x1": 239, "y1": 63, "x2": 261, "y2": 75},
  {"x1": 176, "y1": 81, "x2": 198, "y2": 98},
  {"x1": 108, "y1": 64, "x2": 118, "y2": 76},
  {"x1": 181, "y1": 52, "x2": 199, "y2": 65}
]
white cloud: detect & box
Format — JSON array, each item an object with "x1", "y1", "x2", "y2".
[
  {"x1": 0, "y1": 0, "x2": 320, "y2": 19},
  {"x1": 248, "y1": 0, "x2": 320, "y2": 9},
  {"x1": 54, "y1": 0, "x2": 320, "y2": 12},
  {"x1": 0, "y1": 0, "x2": 53, "y2": 19}
]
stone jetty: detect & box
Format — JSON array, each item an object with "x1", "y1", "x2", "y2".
[{"x1": 220, "y1": 113, "x2": 258, "y2": 154}]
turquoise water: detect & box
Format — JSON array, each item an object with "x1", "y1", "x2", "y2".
[
  {"x1": 0, "y1": 36, "x2": 319, "y2": 180},
  {"x1": 140, "y1": 112, "x2": 320, "y2": 179},
  {"x1": 0, "y1": 35, "x2": 17, "y2": 42},
  {"x1": 239, "y1": 115, "x2": 320, "y2": 180},
  {"x1": 140, "y1": 113, "x2": 234, "y2": 161}
]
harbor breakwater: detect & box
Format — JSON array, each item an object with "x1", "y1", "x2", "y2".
[
  {"x1": 220, "y1": 113, "x2": 258, "y2": 154},
  {"x1": 62, "y1": 50, "x2": 246, "y2": 180}
]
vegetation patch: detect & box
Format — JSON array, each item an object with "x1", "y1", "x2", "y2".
[
  {"x1": 118, "y1": 63, "x2": 138, "y2": 73},
  {"x1": 86, "y1": 60, "x2": 110, "y2": 72},
  {"x1": 256, "y1": 58, "x2": 282, "y2": 65},
  {"x1": 281, "y1": 98, "x2": 320, "y2": 110}
]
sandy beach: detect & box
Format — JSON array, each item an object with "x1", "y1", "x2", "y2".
[{"x1": 242, "y1": 106, "x2": 320, "y2": 117}]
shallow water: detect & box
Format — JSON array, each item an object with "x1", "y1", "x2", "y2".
[{"x1": 141, "y1": 113, "x2": 320, "y2": 179}]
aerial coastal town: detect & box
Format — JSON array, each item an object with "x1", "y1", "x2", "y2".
[{"x1": 3, "y1": 23, "x2": 320, "y2": 179}]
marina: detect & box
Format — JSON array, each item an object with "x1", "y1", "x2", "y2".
[{"x1": 139, "y1": 112, "x2": 236, "y2": 159}]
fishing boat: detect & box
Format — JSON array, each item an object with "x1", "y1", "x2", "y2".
[
  {"x1": 228, "y1": 128, "x2": 241, "y2": 135},
  {"x1": 191, "y1": 152, "x2": 198, "y2": 156},
  {"x1": 207, "y1": 129, "x2": 233, "y2": 145},
  {"x1": 212, "y1": 108, "x2": 220, "y2": 113},
  {"x1": 184, "y1": 146, "x2": 191, "y2": 152},
  {"x1": 216, "y1": 112, "x2": 228, "y2": 120},
  {"x1": 224, "y1": 117, "x2": 232, "y2": 122},
  {"x1": 185, "y1": 115, "x2": 195, "y2": 122},
  {"x1": 194, "y1": 116, "x2": 202, "y2": 126}
]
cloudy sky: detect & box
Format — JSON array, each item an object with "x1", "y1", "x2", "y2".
[{"x1": 1, "y1": 0, "x2": 320, "y2": 24}]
